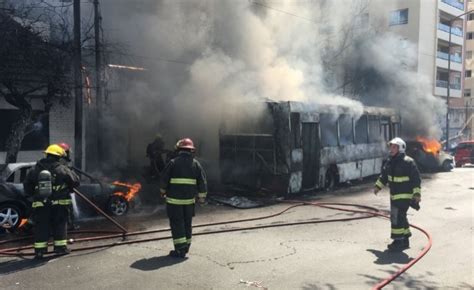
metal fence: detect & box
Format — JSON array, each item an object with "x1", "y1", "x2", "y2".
[
  {"x1": 437, "y1": 51, "x2": 462, "y2": 63},
  {"x1": 441, "y1": 0, "x2": 465, "y2": 10},
  {"x1": 436, "y1": 80, "x2": 461, "y2": 89},
  {"x1": 438, "y1": 23, "x2": 463, "y2": 37}
]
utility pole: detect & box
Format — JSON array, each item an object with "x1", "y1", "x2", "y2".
[
  {"x1": 94, "y1": 0, "x2": 103, "y2": 168},
  {"x1": 73, "y1": 0, "x2": 83, "y2": 169}
]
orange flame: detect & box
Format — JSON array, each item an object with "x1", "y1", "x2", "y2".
[
  {"x1": 416, "y1": 136, "x2": 442, "y2": 154},
  {"x1": 19, "y1": 218, "x2": 28, "y2": 228},
  {"x1": 112, "y1": 181, "x2": 142, "y2": 202}
]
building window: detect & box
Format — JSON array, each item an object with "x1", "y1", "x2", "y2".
[
  {"x1": 467, "y1": 51, "x2": 473, "y2": 59},
  {"x1": 464, "y1": 89, "x2": 471, "y2": 97},
  {"x1": 389, "y1": 9, "x2": 408, "y2": 26},
  {"x1": 320, "y1": 113, "x2": 338, "y2": 147},
  {"x1": 469, "y1": 14, "x2": 474, "y2": 21},
  {"x1": 466, "y1": 70, "x2": 472, "y2": 77},
  {"x1": 468, "y1": 32, "x2": 474, "y2": 40}
]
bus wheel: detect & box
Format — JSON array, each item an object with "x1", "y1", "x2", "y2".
[{"x1": 324, "y1": 168, "x2": 338, "y2": 191}]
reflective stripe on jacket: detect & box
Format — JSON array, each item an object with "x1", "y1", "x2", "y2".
[
  {"x1": 375, "y1": 153, "x2": 421, "y2": 201},
  {"x1": 160, "y1": 151, "x2": 207, "y2": 203}
]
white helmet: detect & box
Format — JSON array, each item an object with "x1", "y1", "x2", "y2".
[{"x1": 389, "y1": 137, "x2": 406, "y2": 153}]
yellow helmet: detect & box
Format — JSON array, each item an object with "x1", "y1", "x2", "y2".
[{"x1": 44, "y1": 144, "x2": 66, "y2": 157}]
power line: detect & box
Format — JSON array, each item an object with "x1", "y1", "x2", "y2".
[{"x1": 250, "y1": 0, "x2": 319, "y2": 25}]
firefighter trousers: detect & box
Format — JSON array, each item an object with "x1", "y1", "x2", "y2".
[
  {"x1": 166, "y1": 203, "x2": 194, "y2": 252},
  {"x1": 33, "y1": 202, "x2": 69, "y2": 254},
  {"x1": 390, "y1": 201, "x2": 411, "y2": 240}
]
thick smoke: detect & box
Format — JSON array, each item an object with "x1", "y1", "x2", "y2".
[
  {"x1": 100, "y1": 0, "x2": 444, "y2": 178},
  {"x1": 346, "y1": 34, "x2": 445, "y2": 138}
]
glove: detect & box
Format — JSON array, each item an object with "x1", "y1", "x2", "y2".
[
  {"x1": 373, "y1": 187, "x2": 381, "y2": 195},
  {"x1": 410, "y1": 198, "x2": 420, "y2": 211},
  {"x1": 197, "y1": 197, "x2": 206, "y2": 205},
  {"x1": 160, "y1": 190, "x2": 166, "y2": 198}
]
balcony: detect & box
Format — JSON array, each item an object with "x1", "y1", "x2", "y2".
[
  {"x1": 438, "y1": 23, "x2": 463, "y2": 37},
  {"x1": 435, "y1": 80, "x2": 462, "y2": 97},
  {"x1": 437, "y1": 25, "x2": 464, "y2": 45},
  {"x1": 436, "y1": 51, "x2": 462, "y2": 63},
  {"x1": 436, "y1": 80, "x2": 461, "y2": 89},
  {"x1": 436, "y1": 51, "x2": 463, "y2": 71},
  {"x1": 441, "y1": 0, "x2": 465, "y2": 10}
]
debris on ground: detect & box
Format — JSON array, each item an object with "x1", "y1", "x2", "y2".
[
  {"x1": 210, "y1": 196, "x2": 263, "y2": 209},
  {"x1": 239, "y1": 279, "x2": 268, "y2": 289}
]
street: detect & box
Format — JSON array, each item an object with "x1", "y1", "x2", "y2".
[{"x1": 0, "y1": 168, "x2": 472, "y2": 290}]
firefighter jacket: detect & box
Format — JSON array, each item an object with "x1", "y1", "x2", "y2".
[
  {"x1": 146, "y1": 137, "x2": 165, "y2": 159},
  {"x1": 24, "y1": 157, "x2": 80, "y2": 207},
  {"x1": 375, "y1": 153, "x2": 421, "y2": 203},
  {"x1": 160, "y1": 151, "x2": 207, "y2": 205}
]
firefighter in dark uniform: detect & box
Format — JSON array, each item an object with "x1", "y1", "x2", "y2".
[
  {"x1": 374, "y1": 137, "x2": 421, "y2": 251},
  {"x1": 58, "y1": 142, "x2": 72, "y2": 165},
  {"x1": 57, "y1": 142, "x2": 79, "y2": 230},
  {"x1": 146, "y1": 134, "x2": 167, "y2": 179},
  {"x1": 24, "y1": 144, "x2": 80, "y2": 259},
  {"x1": 160, "y1": 138, "x2": 207, "y2": 258}
]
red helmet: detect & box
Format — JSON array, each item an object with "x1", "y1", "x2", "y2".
[
  {"x1": 58, "y1": 142, "x2": 70, "y2": 152},
  {"x1": 176, "y1": 138, "x2": 195, "y2": 150}
]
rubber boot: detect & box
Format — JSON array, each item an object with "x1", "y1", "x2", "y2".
[
  {"x1": 169, "y1": 250, "x2": 186, "y2": 258},
  {"x1": 34, "y1": 249, "x2": 46, "y2": 260},
  {"x1": 388, "y1": 239, "x2": 409, "y2": 251},
  {"x1": 387, "y1": 239, "x2": 402, "y2": 251},
  {"x1": 402, "y1": 237, "x2": 410, "y2": 249},
  {"x1": 54, "y1": 246, "x2": 71, "y2": 255}
]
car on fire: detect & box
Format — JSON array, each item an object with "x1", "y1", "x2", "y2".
[
  {"x1": 405, "y1": 140, "x2": 454, "y2": 172},
  {"x1": 0, "y1": 162, "x2": 136, "y2": 230}
]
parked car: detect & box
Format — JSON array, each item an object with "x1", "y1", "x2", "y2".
[
  {"x1": 0, "y1": 162, "x2": 132, "y2": 230},
  {"x1": 454, "y1": 140, "x2": 474, "y2": 167},
  {"x1": 405, "y1": 141, "x2": 454, "y2": 172}
]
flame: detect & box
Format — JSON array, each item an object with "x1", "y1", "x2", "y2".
[
  {"x1": 18, "y1": 218, "x2": 28, "y2": 228},
  {"x1": 112, "y1": 181, "x2": 142, "y2": 202},
  {"x1": 416, "y1": 136, "x2": 442, "y2": 154}
]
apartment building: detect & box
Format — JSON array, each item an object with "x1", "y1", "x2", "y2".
[
  {"x1": 369, "y1": 0, "x2": 467, "y2": 144},
  {"x1": 464, "y1": 0, "x2": 474, "y2": 139}
]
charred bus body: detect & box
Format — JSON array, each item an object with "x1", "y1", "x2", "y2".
[{"x1": 219, "y1": 101, "x2": 401, "y2": 195}]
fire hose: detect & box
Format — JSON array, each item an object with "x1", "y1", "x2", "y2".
[
  {"x1": 0, "y1": 201, "x2": 432, "y2": 289},
  {"x1": 72, "y1": 188, "x2": 128, "y2": 235}
]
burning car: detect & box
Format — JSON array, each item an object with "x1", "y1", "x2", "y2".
[
  {"x1": 405, "y1": 137, "x2": 454, "y2": 172},
  {"x1": 0, "y1": 162, "x2": 141, "y2": 230}
]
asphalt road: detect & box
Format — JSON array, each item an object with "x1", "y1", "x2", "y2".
[{"x1": 0, "y1": 168, "x2": 473, "y2": 290}]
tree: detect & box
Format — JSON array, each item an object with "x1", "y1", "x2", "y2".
[{"x1": 0, "y1": 3, "x2": 73, "y2": 163}]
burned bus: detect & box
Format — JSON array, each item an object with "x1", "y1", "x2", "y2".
[{"x1": 219, "y1": 101, "x2": 401, "y2": 195}]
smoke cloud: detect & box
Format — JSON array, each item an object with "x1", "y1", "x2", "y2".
[{"x1": 99, "y1": 0, "x2": 445, "y2": 177}]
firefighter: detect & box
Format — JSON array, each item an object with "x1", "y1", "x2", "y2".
[
  {"x1": 24, "y1": 144, "x2": 80, "y2": 259},
  {"x1": 374, "y1": 137, "x2": 421, "y2": 251},
  {"x1": 160, "y1": 138, "x2": 207, "y2": 258},
  {"x1": 58, "y1": 142, "x2": 72, "y2": 164},
  {"x1": 57, "y1": 142, "x2": 79, "y2": 230},
  {"x1": 146, "y1": 134, "x2": 167, "y2": 179}
]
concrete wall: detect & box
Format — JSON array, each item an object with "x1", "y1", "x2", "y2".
[
  {"x1": 419, "y1": 0, "x2": 438, "y2": 95},
  {"x1": 0, "y1": 97, "x2": 75, "y2": 163},
  {"x1": 464, "y1": 2, "x2": 474, "y2": 139},
  {"x1": 371, "y1": 0, "x2": 421, "y2": 44}
]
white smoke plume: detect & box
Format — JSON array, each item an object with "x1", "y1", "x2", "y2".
[{"x1": 99, "y1": 0, "x2": 445, "y2": 177}]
